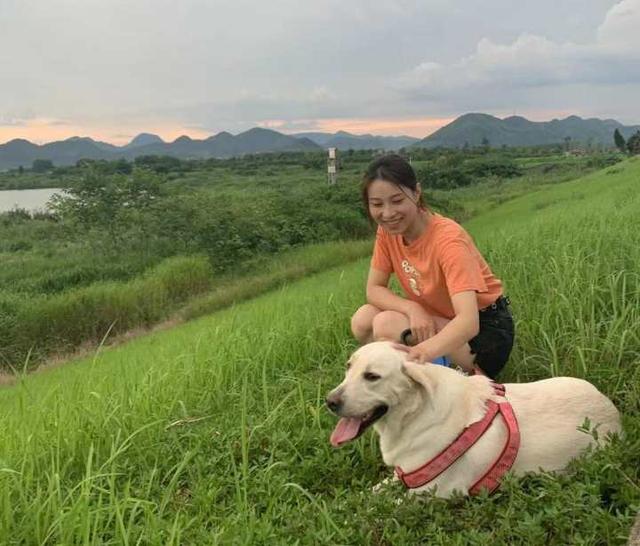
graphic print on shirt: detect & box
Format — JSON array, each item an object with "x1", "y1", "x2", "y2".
[{"x1": 401, "y1": 259, "x2": 422, "y2": 296}]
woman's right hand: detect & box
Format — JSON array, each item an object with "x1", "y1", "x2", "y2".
[{"x1": 406, "y1": 303, "x2": 437, "y2": 344}]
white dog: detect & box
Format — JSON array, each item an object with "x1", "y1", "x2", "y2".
[{"x1": 327, "y1": 341, "x2": 621, "y2": 498}]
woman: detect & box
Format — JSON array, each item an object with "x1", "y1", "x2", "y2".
[{"x1": 351, "y1": 154, "x2": 514, "y2": 378}]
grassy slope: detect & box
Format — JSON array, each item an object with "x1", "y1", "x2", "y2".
[{"x1": 0, "y1": 159, "x2": 639, "y2": 544}]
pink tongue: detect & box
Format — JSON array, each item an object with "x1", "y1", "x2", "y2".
[{"x1": 330, "y1": 417, "x2": 363, "y2": 447}]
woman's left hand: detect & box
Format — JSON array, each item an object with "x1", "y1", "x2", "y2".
[
  {"x1": 392, "y1": 341, "x2": 436, "y2": 363},
  {"x1": 406, "y1": 341, "x2": 437, "y2": 364}
]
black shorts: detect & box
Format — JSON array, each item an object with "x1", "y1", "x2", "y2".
[{"x1": 468, "y1": 296, "x2": 515, "y2": 379}]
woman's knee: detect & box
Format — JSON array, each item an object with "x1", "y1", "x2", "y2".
[
  {"x1": 351, "y1": 304, "x2": 380, "y2": 343},
  {"x1": 371, "y1": 310, "x2": 408, "y2": 341}
]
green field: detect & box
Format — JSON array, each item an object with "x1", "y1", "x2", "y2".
[
  {"x1": 0, "y1": 159, "x2": 638, "y2": 544},
  {"x1": 0, "y1": 150, "x2": 617, "y2": 370}
]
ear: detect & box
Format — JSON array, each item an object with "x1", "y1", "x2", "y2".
[{"x1": 401, "y1": 360, "x2": 435, "y2": 397}]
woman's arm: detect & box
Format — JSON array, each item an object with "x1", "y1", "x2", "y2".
[
  {"x1": 366, "y1": 267, "x2": 438, "y2": 342},
  {"x1": 407, "y1": 290, "x2": 480, "y2": 362},
  {"x1": 366, "y1": 267, "x2": 416, "y2": 315}
]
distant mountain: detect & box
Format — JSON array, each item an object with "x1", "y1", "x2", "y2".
[
  {"x1": 294, "y1": 130, "x2": 419, "y2": 151},
  {"x1": 125, "y1": 133, "x2": 164, "y2": 149},
  {"x1": 0, "y1": 128, "x2": 321, "y2": 170},
  {"x1": 415, "y1": 113, "x2": 640, "y2": 149},
  {"x1": 117, "y1": 128, "x2": 320, "y2": 161},
  {"x1": 0, "y1": 139, "x2": 40, "y2": 168}
]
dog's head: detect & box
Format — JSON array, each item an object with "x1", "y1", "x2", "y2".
[{"x1": 326, "y1": 341, "x2": 436, "y2": 447}]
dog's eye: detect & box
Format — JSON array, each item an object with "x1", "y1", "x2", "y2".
[{"x1": 363, "y1": 372, "x2": 381, "y2": 382}]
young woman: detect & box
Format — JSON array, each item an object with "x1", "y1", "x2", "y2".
[{"x1": 351, "y1": 154, "x2": 514, "y2": 378}]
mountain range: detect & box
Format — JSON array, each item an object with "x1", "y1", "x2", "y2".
[
  {"x1": 416, "y1": 113, "x2": 640, "y2": 149},
  {"x1": 0, "y1": 128, "x2": 418, "y2": 171},
  {"x1": 1, "y1": 114, "x2": 639, "y2": 170},
  {"x1": 0, "y1": 128, "x2": 320, "y2": 171},
  {"x1": 291, "y1": 131, "x2": 418, "y2": 151}
]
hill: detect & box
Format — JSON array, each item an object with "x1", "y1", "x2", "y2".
[
  {"x1": 125, "y1": 133, "x2": 165, "y2": 149},
  {"x1": 416, "y1": 113, "x2": 640, "y2": 149},
  {"x1": 293, "y1": 130, "x2": 419, "y2": 150}
]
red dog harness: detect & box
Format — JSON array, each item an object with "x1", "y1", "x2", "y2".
[{"x1": 395, "y1": 383, "x2": 520, "y2": 495}]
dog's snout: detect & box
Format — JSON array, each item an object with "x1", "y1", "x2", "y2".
[{"x1": 326, "y1": 391, "x2": 343, "y2": 413}]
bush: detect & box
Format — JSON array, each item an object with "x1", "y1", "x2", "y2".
[
  {"x1": 415, "y1": 157, "x2": 522, "y2": 189},
  {"x1": 1, "y1": 208, "x2": 32, "y2": 224}
]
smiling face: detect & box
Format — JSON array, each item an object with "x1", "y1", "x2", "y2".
[
  {"x1": 326, "y1": 342, "x2": 416, "y2": 447},
  {"x1": 367, "y1": 179, "x2": 422, "y2": 236}
]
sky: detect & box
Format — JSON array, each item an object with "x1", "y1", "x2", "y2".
[{"x1": 1, "y1": 0, "x2": 639, "y2": 144}]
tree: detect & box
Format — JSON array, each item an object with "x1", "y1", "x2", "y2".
[
  {"x1": 134, "y1": 155, "x2": 182, "y2": 174},
  {"x1": 614, "y1": 129, "x2": 627, "y2": 153},
  {"x1": 627, "y1": 131, "x2": 640, "y2": 155},
  {"x1": 32, "y1": 159, "x2": 54, "y2": 172},
  {"x1": 49, "y1": 166, "x2": 163, "y2": 246}
]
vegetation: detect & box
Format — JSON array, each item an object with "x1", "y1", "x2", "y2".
[
  {"x1": 614, "y1": 129, "x2": 627, "y2": 153},
  {"x1": 627, "y1": 131, "x2": 640, "y2": 155},
  {"x1": 0, "y1": 158, "x2": 637, "y2": 543},
  {"x1": 0, "y1": 148, "x2": 623, "y2": 370}
]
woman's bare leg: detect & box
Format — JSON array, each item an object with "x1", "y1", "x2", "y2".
[
  {"x1": 350, "y1": 305, "x2": 476, "y2": 371},
  {"x1": 371, "y1": 310, "x2": 410, "y2": 341},
  {"x1": 350, "y1": 304, "x2": 381, "y2": 344}
]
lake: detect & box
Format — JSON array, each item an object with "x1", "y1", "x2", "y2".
[{"x1": 0, "y1": 188, "x2": 64, "y2": 213}]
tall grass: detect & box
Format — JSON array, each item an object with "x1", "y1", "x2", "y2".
[
  {"x1": 0, "y1": 160, "x2": 638, "y2": 544},
  {"x1": 0, "y1": 240, "x2": 373, "y2": 370},
  {"x1": 0, "y1": 255, "x2": 214, "y2": 368}
]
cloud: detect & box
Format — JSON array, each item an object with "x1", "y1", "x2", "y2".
[
  {"x1": 394, "y1": 0, "x2": 640, "y2": 101},
  {"x1": 0, "y1": 118, "x2": 27, "y2": 127},
  {"x1": 597, "y1": 0, "x2": 640, "y2": 52},
  {"x1": 1, "y1": 0, "x2": 637, "y2": 137}
]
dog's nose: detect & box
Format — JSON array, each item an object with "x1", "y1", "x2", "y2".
[{"x1": 326, "y1": 392, "x2": 343, "y2": 413}]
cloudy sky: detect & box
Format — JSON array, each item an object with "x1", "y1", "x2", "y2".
[{"x1": 1, "y1": 0, "x2": 639, "y2": 144}]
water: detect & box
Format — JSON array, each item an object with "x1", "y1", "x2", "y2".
[{"x1": 0, "y1": 188, "x2": 64, "y2": 213}]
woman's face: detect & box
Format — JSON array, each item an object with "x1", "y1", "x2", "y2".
[{"x1": 367, "y1": 179, "x2": 421, "y2": 234}]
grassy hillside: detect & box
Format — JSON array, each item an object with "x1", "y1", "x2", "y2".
[
  {"x1": 0, "y1": 159, "x2": 638, "y2": 544},
  {"x1": 0, "y1": 149, "x2": 614, "y2": 369}
]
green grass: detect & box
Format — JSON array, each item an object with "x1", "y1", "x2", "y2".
[
  {"x1": 0, "y1": 240, "x2": 373, "y2": 370},
  {"x1": 0, "y1": 159, "x2": 639, "y2": 544},
  {"x1": 433, "y1": 159, "x2": 616, "y2": 220}
]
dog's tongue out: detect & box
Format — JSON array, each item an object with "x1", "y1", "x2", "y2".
[{"x1": 330, "y1": 417, "x2": 362, "y2": 447}]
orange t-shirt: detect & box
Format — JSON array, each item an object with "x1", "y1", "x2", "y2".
[{"x1": 371, "y1": 213, "x2": 503, "y2": 319}]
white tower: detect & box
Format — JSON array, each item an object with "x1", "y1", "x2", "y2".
[{"x1": 327, "y1": 147, "x2": 337, "y2": 185}]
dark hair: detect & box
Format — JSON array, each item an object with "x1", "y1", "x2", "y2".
[{"x1": 361, "y1": 154, "x2": 425, "y2": 221}]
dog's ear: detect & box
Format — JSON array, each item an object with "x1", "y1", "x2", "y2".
[{"x1": 401, "y1": 360, "x2": 435, "y2": 397}]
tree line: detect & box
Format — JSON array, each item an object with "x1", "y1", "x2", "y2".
[{"x1": 614, "y1": 129, "x2": 640, "y2": 155}]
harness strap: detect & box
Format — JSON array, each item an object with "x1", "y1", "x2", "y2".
[
  {"x1": 395, "y1": 401, "x2": 499, "y2": 488},
  {"x1": 395, "y1": 383, "x2": 520, "y2": 495},
  {"x1": 469, "y1": 400, "x2": 520, "y2": 494}
]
